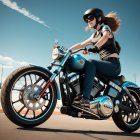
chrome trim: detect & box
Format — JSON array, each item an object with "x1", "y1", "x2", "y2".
[
  {"x1": 90, "y1": 96, "x2": 113, "y2": 117},
  {"x1": 72, "y1": 105, "x2": 100, "y2": 119}
]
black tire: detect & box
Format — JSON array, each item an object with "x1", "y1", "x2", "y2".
[
  {"x1": 1, "y1": 65, "x2": 57, "y2": 128},
  {"x1": 112, "y1": 87, "x2": 140, "y2": 132}
]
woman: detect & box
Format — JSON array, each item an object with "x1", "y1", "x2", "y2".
[{"x1": 69, "y1": 8, "x2": 121, "y2": 110}]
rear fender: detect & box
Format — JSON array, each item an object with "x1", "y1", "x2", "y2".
[
  {"x1": 122, "y1": 81, "x2": 140, "y2": 89},
  {"x1": 121, "y1": 81, "x2": 140, "y2": 98}
]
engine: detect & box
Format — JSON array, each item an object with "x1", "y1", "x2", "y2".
[
  {"x1": 90, "y1": 96, "x2": 114, "y2": 117},
  {"x1": 68, "y1": 73, "x2": 81, "y2": 95},
  {"x1": 68, "y1": 74, "x2": 104, "y2": 98}
]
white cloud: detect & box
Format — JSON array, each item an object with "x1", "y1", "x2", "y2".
[
  {"x1": 0, "y1": 0, "x2": 50, "y2": 28},
  {"x1": 0, "y1": 55, "x2": 29, "y2": 68}
]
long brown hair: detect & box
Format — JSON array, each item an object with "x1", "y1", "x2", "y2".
[{"x1": 104, "y1": 12, "x2": 121, "y2": 32}]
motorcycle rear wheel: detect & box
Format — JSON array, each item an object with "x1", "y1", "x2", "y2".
[
  {"x1": 1, "y1": 65, "x2": 57, "y2": 128},
  {"x1": 112, "y1": 87, "x2": 140, "y2": 132}
]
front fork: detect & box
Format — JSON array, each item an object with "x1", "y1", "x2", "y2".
[{"x1": 39, "y1": 50, "x2": 72, "y2": 98}]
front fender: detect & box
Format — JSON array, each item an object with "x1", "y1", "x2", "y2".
[{"x1": 31, "y1": 65, "x2": 61, "y2": 100}]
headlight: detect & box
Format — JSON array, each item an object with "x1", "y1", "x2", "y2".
[
  {"x1": 52, "y1": 46, "x2": 66, "y2": 60},
  {"x1": 52, "y1": 48, "x2": 59, "y2": 60}
]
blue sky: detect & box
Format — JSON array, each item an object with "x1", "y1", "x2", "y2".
[{"x1": 0, "y1": 0, "x2": 140, "y2": 85}]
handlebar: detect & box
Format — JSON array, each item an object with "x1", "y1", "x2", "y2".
[
  {"x1": 66, "y1": 47, "x2": 96, "y2": 56},
  {"x1": 69, "y1": 48, "x2": 88, "y2": 54}
]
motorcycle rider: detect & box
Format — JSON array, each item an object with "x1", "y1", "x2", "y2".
[{"x1": 69, "y1": 8, "x2": 121, "y2": 110}]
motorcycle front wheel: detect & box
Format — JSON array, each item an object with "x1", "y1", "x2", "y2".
[
  {"x1": 1, "y1": 65, "x2": 57, "y2": 128},
  {"x1": 112, "y1": 87, "x2": 140, "y2": 132}
]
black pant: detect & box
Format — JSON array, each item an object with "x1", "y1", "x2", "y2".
[{"x1": 82, "y1": 58, "x2": 121, "y2": 99}]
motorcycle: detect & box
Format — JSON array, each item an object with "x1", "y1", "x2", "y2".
[{"x1": 1, "y1": 43, "x2": 140, "y2": 133}]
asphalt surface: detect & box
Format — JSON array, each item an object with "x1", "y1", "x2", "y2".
[{"x1": 0, "y1": 113, "x2": 140, "y2": 140}]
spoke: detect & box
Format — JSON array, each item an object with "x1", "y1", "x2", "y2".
[
  {"x1": 41, "y1": 108, "x2": 44, "y2": 112},
  {"x1": 24, "y1": 109, "x2": 29, "y2": 117},
  {"x1": 125, "y1": 96, "x2": 129, "y2": 102},
  {"x1": 33, "y1": 104, "x2": 36, "y2": 109},
  {"x1": 12, "y1": 88, "x2": 24, "y2": 92},
  {"x1": 124, "y1": 115, "x2": 128, "y2": 122},
  {"x1": 43, "y1": 92, "x2": 51, "y2": 100},
  {"x1": 18, "y1": 105, "x2": 25, "y2": 113},
  {"x1": 122, "y1": 115, "x2": 125, "y2": 119},
  {"x1": 24, "y1": 76, "x2": 27, "y2": 87},
  {"x1": 136, "y1": 113, "x2": 139, "y2": 117},
  {"x1": 133, "y1": 113, "x2": 136, "y2": 118},
  {"x1": 122, "y1": 110, "x2": 129, "y2": 119},
  {"x1": 35, "y1": 75, "x2": 37, "y2": 81},
  {"x1": 29, "y1": 74, "x2": 33, "y2": 85},
  {"x1": 122, "y1": 96, "x2": 126, "y2": 102},
  {"x1": 40, "y1": 80, "x2": 45, "y2": 87},
  {"x1": 33, "y1": 110, "x2": 36, "y2": 118},
  {"x1": 12, "y1": 99, "x2": 22, "y2": 104},
  {"x1": 44, "y1": 105, "x2": 49, "y2": 109},
  {"x1": 48, "y1": 94, "x2": 51, "y2": 101},
  {"x1": 34, "y1": 77, "x2": 42, "y2": 85},
  {"x1": 126, "y1": 115, "x2": 129, "y2": 123},
  {"x1": 131, "y1": 113, "x2": 138, "y2": 120}
]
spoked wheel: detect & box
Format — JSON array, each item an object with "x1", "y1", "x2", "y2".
[
  {"x1": 1, "y1": 66, "x2": 57, "y2": 127},
  {"x1": 112, "y1": 87, "x2": 140, "y2": 132}
]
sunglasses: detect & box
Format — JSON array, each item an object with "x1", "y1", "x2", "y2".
[{"x1": 85, "y1": 15, "x2": 95, "y2": 23}]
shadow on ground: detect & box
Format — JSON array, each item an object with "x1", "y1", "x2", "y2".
[{"x1": 18, "y1": 127, "x2": 140, "y2": 138}]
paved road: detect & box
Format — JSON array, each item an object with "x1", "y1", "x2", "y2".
[{"x1": 0, "y1": 113, "x2": 140, "y2": 140}]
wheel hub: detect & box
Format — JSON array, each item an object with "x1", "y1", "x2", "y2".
[{"x1": 22, "y1": 85, "x2": 46, "y2": 110}]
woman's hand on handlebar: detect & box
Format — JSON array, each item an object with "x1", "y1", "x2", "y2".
[
  {"x1": 82, "y1": 46, "x2": 99, "y2": 55},
  {"x1": 88, "y1": 46, "x2": 99, "y2": 53}
]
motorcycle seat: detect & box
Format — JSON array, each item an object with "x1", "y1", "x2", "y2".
[
  {"x1": 108, "y1": 75, "x2": 125, "y2": 85},
  {"x1": 96, "y1": 72, "x2": 125, "y2": 85}
]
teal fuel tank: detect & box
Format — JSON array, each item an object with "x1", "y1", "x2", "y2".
[{"x1": 68, "y1": 54, "x2": 86, "y2": 72}]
